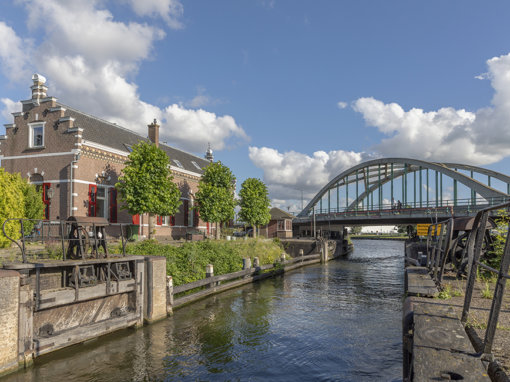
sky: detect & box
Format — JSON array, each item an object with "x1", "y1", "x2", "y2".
[{"x1": 2, "y1": 0, "x2": 510, "y2": 214}]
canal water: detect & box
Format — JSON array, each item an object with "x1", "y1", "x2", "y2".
[{"x1": 3, "y1": 239, "x2": 404, "y2": 382}]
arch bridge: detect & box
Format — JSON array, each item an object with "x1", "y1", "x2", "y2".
[{"x1": 294, "y1": 158, "x2": 510, "y2": 228}]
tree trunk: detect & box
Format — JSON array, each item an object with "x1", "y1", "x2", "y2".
[
  {"x1": 148, "y1": 212, "x2": 154, "y2": 240},
  {"x1": 215, "y1": 221, "x2": 220, "y2": 240},
  {"x1": 253, "y1": 225, "x2": 257, "y2": 238}
]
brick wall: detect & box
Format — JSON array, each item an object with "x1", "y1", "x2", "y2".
[{"x1": 0, "y1": 270, "x2": 20, "y2": 375}]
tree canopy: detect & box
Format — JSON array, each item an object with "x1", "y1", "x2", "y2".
[
  {"x1": 239, "y1": 178, "x2": 271, "y2": 237},
  {"x1": 195, "y1": 161, "x2": 236, "y2": 239},
  {"x1": 116, "y1": 141, "x2": 181, "y2": 237}
]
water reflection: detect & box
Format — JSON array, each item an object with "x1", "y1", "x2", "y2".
[{"x1": 2, "y1": 239, "x2": 403, "y2": 382}]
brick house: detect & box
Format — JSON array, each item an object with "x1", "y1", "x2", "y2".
[
  {"x1": 0, "y1": 74, "x2": 213, "y2": 238},
  {"x1": 259, "y1": 207, "x2": 294, "y2": 239}
]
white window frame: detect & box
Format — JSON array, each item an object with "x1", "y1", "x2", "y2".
[
  {"x1": 96, "y1": 186, "x2": 109, "y2": 219},
  {"x1": 28, "y1": 122, "x2": 45, "y2": 148}
]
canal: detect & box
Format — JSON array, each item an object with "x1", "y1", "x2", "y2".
[{"x1": 2, "y1": 239, "x2": 404, "y2": 381}]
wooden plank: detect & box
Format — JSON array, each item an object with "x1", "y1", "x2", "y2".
[
  {"x1": 413, "y1": 302, "x2": 490, "y2": 382},
  {"x1": 173, "y1": 257, "x2": 322, "y2": 309},
  {"x1": 33, "y1": 313, "x2": 139, "y2": 357},
  {"x1": 38, "y1": 280, "x2": 136, "y2": 310},
  {"x1": 173, "y1": 253, "x2": 321, "y2": 294},
  {"x1": 3, "y1": 256, "x2": 144, "y2": 270},
  {"x1": 406, "y1": 266, "x2": 438, "y2": 297}
]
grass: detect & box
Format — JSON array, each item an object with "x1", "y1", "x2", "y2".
[
  {"x1": 437, "y1": 284, "x2": 452, "y2": 300},
  {"x1": 481, "y1": 281, "x2": 493, "y2": 299}
]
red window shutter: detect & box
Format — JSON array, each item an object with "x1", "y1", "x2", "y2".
[
  {"x1": 109, "y1": 188, "x2": 117, "y2": 223},
  {"x1": 89, "y1": 184, "x2": 97, "y2": 217},
  {"x1": 132, "y1": 214, "x2": 140, "y2": 225},
  {"x1": 183, "y1": 200, "x2": 189, "y2": 226},
  {"x1": 42, "y1": 183, "x2": 51, "y2": 220},
  {"x1": 157, "y1": 216, "x2": 162, "y2": 226}
]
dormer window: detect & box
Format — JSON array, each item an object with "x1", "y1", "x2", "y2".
[
  {"x1": 173, "y1": 159, "x2": 184, "y2": 169},
  {"x1": 191, "y1": 161, "x2": 202, "y2": 171},
  {"x1": 29, "y1": 122, "x2": 45, "y2": 148}
]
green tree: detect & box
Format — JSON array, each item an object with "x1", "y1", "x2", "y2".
[
  {"x1": 195, "y1": 161, "x2": 236, "y2": 239},
  {"x1": 239, "y1": 178, "x2": 271, "y2": 238},
  {"x1": 350, "y1": 226, "x2": 362, "y2": 235},
  {"x1": 17, "y1": 175, "x2": 45, "y2": 234},
  {"x1": 116, "y1": 141, "x2": 181, "y2": 239},
  {"x1": 0, "y1": 169, "x2": 25, "y2": 248}
]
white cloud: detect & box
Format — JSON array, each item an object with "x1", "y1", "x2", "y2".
[
  {"x1": 249, "y1": 146, "x2": 364, "y2": 200},
  {"x1": 186, "y1": 86, "x2": 222, "y2": 108},
  {"x1": 4, "y1": 0, "x2": 247, "y2": 154},
  {"x1": 126, "y1": 0, "x2": 184, "y2": 29},
  {"x1": 1, "y1": 98, "x2": 19, "y2": 122},
  {"x1": 337, "y1": 101, "x2": 347, "y2": 109},
  {"x1": 352, "y1": 52, "x2": 510, "y2": 166},
  {"x1": 163, "y1": 105, "x2": 249, "y2": 152},
  {"x1": 0, "y1": 22, "x2": 32, "y2": 82}
]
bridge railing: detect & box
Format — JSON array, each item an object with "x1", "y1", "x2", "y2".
[{"x1": 306, "y1": 196, "x2": 510, "y2": 217}]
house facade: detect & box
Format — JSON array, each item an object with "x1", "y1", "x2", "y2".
[
  {"x1": 0, "y1": 74, "x2": 213, "y2": 238},
  {"x1": 259, "y1": 207, "x2": 294, "y2": 239}
]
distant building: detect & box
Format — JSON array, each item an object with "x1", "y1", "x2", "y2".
[
  {"x1": 260, "y1": 207, "x2": 294, "y2": 238},
  {"x1": 0, "y1": 74, "x2": 213, "y2": 238}
]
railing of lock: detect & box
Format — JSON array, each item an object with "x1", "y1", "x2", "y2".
[
  {"x1": 460, "y1": 201, "x2": 510, "y2": 361},
  {"x1": 1, "y1": 218, "x2": 128, "y2": 263},
  {"x1": 426, "y1": 217, "x2": 454, "y2": 284}
]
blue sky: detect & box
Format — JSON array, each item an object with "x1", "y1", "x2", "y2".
[{"x1": 2, "y1": 0, "x2": 510, "y2": 212}]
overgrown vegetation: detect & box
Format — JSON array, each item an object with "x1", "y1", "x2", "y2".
[
  {"x1": 486, "y1": 209, "x2": 509, "y2": 272},
  {"x1": 121, "y1": 238, "x2": 284, "y2": 286}
]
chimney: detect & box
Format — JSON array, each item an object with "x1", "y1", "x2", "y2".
[
  {"x1": 31, "y1": 74, "x2": 47, "y2": 100},
  {"x1": 148, "y1": 119, "x2": 160, "y2": 147}
]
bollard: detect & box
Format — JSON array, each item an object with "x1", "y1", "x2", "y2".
[
  {"x1": 206, "y1": 264, "x2": 214, "y2": 288},
  {"x1": 253, "y1": 257, "x2": 260, "y2": 268},
  {"x1": 280, "y1": 253, "x2": 286, "y2": 263},
  {"x1": 166, "y1": 275, "x2": 173, "y2": 315},
  {"x1": 299, "y1": 249, "x2": 304, "y2": 256},
  {"x1": 321, "y1": 242, "x2": 329, "y2": 263}
]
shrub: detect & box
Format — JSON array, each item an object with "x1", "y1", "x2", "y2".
[{"x1": 123, "y1": 238, "x2": 282, "y2": 285}]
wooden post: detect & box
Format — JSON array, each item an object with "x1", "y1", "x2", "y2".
[
  {"x1": 299, "y1": 249, "x2": 304, "y2": 256},
  {"x1": 206, "y1": 264, "x2": 214, "y2": 288},
  {"x1": 253, "y1": 257, "x2": 260, "y2": 268},
  {"x1": 280, "y1": 253, "x2": 286, "y2": 263},
  {"x1": 166, "y1": 276, "x2": 173, "y2": 315}
]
